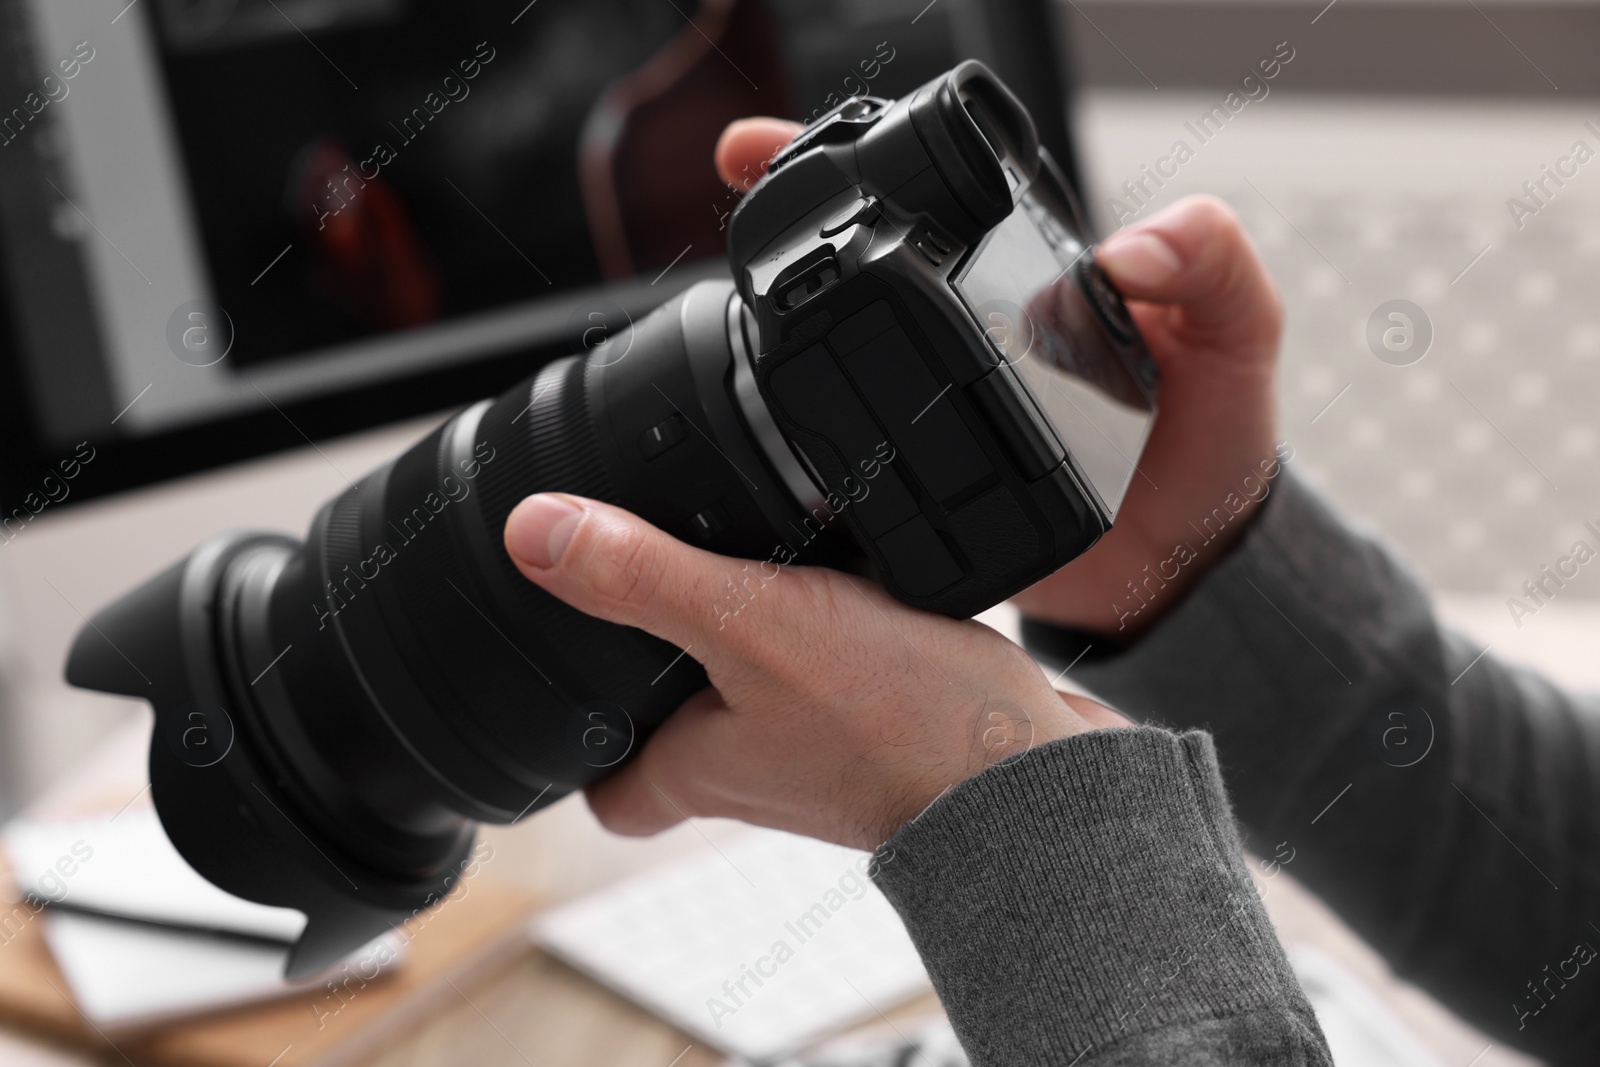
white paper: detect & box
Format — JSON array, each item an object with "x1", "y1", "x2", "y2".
[
  {"x1": 3, "y1": 808, "x2": 305, "y2": 942},
  {"x1": 4, "y1": 805, "x2": 406, "y2": 1032},
  {"x1": 42, "y1": 910, "x2": 406, "y2": 1033}
]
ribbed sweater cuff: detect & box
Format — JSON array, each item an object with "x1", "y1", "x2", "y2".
[{"x1": 871, "y1": 727, "x2": 1313, "y2": 1065}]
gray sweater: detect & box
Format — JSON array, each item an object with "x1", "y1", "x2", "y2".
[{"x1": 873, "y1": 470, "x2": 1600, "y2": 1065}]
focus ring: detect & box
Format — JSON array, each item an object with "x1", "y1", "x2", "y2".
[{"x1": 475, "y1": 356, "x2": 620, "y2": 527}]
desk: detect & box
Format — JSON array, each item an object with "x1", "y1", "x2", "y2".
[
  {"x1": 0, "y1": 714, "x2": 1544, "y2": 1067},
  {"x1": 359, "y1": 928, "x2": 940, "y2": 1067},
  {"x1": 0, "y1": 412, "x2": 1552, "y2": 1067},
  {"x1": 363, "y1": 799, "x2": 944, "y2": 1067}
]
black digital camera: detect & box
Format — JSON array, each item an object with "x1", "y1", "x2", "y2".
[
  {"x1": 737, "y1": 60, "x2": 1156, "y2": 614},
  {"x1": 66, "y1": 61, "x2": 1156, "y2": 978}
]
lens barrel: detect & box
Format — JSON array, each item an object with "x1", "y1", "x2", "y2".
[{"x1": 65, "y1": 280, "x2": 821, "y2": 977}]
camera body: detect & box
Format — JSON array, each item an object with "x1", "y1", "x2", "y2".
[{"x1": 731, "y1": 61, "x2": 1156, "y2": 616}]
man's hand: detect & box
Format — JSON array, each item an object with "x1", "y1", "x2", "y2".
[
  {"x1": 504, "y1": 494, "x2": 1125, "y2": 850},
  {"x1": 716, "y1": 121, "x2": 1285, "y2": 640},
  {"x1": 1012, "y1": 198, "x2": 1283, "y2": 638}
]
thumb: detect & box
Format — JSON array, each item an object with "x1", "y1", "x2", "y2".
[
  {"x1": 1094, "y1": 194, "x2": 1281, "y2": 356},
  {"x1": 1057, "y1": 691, "x2": 1133, "y2": 731},
  {"x1": 503, "y1": 493, "x2": 740, "y2": 652},
  {"x1": 715, "y1": 117, "x2": 804, "y2": 191}
]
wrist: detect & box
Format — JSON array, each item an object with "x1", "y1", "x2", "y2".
[
  {"x1": 1014, "y1": 441, "x2": 1289, "y2": 639},
  {"x1": 1108, "y1": 493, "x2": 1269, "y2": 637},
  {"x1": 876, "y1": 688, "x2": 1095, "y2": 844}
]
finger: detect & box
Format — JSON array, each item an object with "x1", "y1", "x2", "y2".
[
  {"x1": 715, "y1": 117, "x2": 804, "y2": 191},
  {"x1": 504, "y1": 493, "x2": 755, "y2": 652},
  {"x1": 1094, "y1": 194, "x2": 1281, "y2": 354},
  {"x1": 583, "y1": 687, "x2": 728, "y2": 836},
  {"x1": 1056, "y1": 691, "x2": 1132, "y2": 731}
]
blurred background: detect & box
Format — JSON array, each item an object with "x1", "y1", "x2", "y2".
[{"x1": 1, "y1": 1, "x2": 1598, "y2": 1064}]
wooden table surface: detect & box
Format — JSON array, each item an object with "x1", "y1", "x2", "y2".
[
  {"x1": 0, "y1": 417, "x2": 1553, "y2": 1067},
  {"x1": 359, "y1": 946, "x2": 942, "y2": 1067},
  {"x1": 0, "y1": 735, "x2": 1541, "y2": 1067},
  {"x1": 351, "y1": 793, "x2": 1538, "y2": 1067},
  {"x1": 359, "y1": 795, "x2": 946, "y2": 1067}
]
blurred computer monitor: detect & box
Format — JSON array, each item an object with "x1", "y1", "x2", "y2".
[{"x1": 0, "y1": 0, "x2": 1083, "y2": 513}]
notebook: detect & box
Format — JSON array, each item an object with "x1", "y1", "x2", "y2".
[
  {"x1": 0, "y1": 715, "x2": 538, "y2": 1067},
  {"x1": 5, "y1": 807, "x2": 306, "y2": 942}
]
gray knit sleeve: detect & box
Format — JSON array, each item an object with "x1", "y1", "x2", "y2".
[
  {"x1": 870, "y1": 726, "x2": 1331, "y2": 1066},
  {"x1": 1022, "y1": 469, "x2": 1600, "y2": 1065}
]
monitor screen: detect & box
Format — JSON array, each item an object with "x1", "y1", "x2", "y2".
[{"x1": 0, "y1": 0, "x2": 1080, "y2": 512}]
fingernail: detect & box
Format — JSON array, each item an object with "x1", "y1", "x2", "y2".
[
  {"x1": 1096, "y1": 231, "x2": 1183, "y2": 289},
  {"x1": 506, "y1": 494, "x2": 583, "y2": 569}
]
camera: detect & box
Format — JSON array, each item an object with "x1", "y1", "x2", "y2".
[
  {"x1": 65, "y1": 61, "x2": 1156, "y2": 977},
  {"x1": 734, "y1": 61, "x2": 1156, "y2": 612}
]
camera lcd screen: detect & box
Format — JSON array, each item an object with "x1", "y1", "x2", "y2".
[{"x1": 953, "y1": 189, "x2": 1155, "y2": 513}]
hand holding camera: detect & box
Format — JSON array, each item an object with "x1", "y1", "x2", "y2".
[
  {"x1": 714, "y1": 120, "x2": 1287, "y2": 640},
  {"x1": 66, "y1": 62, "x2": 1163, "y2": 975},
  {"x1": 503, "y1": 492, "x2": 1126, "y2": 851},
  {"x1": 1008, "y1": 196, "x2": 1285, "y2": 638}
]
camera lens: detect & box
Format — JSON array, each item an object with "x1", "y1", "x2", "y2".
[
  {"x1": 66, "y1": 281, "x2": 821, "y2": 977},
  {"x1": 65, "y1": 60, "x2": 1153, "y2": 979}
]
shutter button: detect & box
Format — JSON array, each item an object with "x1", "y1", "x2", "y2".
[{"x1": 820, "y1": 197, "x2": 880, "y2": 238}]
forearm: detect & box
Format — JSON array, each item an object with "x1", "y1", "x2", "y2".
[
  {"x1": 871, "y1": 727, "x2": 1330, "y2": 1066},
  {"x1": 1022, "y1": 469, "x2": 1600, "y2": 1064}
]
